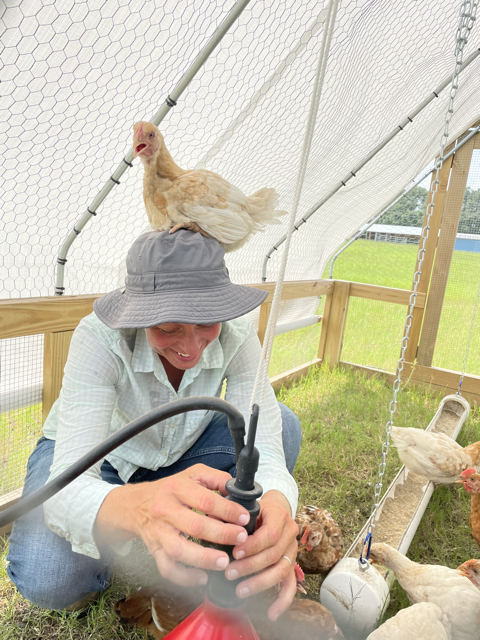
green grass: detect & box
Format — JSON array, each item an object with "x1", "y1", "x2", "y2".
[
  {"x1": 0, "y1": 542, "x2": 147, "y2": 640},
  {"x1": 1, "y1": 405, "x2": 43, "y2": 495},
  {"x1": 331, "y1": 240, "x2": 480, "y2": 373},
  {"x1": 2, "y1": 364, "x2": 479, "y2": 638}
]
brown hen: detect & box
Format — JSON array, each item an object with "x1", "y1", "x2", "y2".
[
  {"x1": 115, "y1": 584, "x2": 203, "y2": 639},
  {"x1": 295, "y1": 505, "x2": 344, "y2": 574},
  {"x1": 456, "y1": 468, "x2": 480, "y2": 546}
]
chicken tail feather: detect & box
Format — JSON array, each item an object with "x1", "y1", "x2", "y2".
[{"x1": 246, "y1": 188, "x2": 287, "y2": 224}]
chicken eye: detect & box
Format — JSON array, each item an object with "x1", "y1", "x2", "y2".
[{"x1": 149, "y1": 133, "x2": 154, "y2": 138}]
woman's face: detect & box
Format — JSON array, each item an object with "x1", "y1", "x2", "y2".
[{"x1": 145, "y1": 322, "x2": 221, "y2": 370}]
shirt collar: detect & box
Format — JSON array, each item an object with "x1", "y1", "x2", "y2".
[{"x1": 131, "y1": 330, "x2": 156, "y2": 373}]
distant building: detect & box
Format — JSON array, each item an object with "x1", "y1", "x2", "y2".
[
  {"x1": 361, "y1": 224, "x2": 480, "y2": 252},
  {"x1": 362, "y1": 225, "x2": 423, "y2": 245},
  {"x1": 455, "y1": 233, "x2": 480, "y2": 253}
]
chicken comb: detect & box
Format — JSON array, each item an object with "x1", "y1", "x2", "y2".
[
  {"x1": 462, "y1": 559, "x2": 479, "y2": 566},
  {"x1": 461, "y1": 468, "x2": 477, "y2": 477}
]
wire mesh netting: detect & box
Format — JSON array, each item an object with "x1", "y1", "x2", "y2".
[
  {"x1": 430, "y1": 149, "x2": 480, "y2": 374},
  {"x1": 269, "y1": 318, "x2": 323, "y2": 378},
  {"x1": 1, "y1": 335, "x2": 44, "y2": 495},
  {"x1": 2, "y1": 0, "x2": 480, "y2": 300},
  {"x1": 327, "y1": 194, "x2": 424, "y2": 371},
  {"x1": 341, "y1": 298, "x2": 407, "y2": 372}
]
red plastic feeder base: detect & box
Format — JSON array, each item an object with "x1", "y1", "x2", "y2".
[{"x1": 164, "y1": 595, "x2": 261, "y2": 640}]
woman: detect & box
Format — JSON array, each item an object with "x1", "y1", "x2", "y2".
[{"x1": 7, "y1": 229, "x2": 301, "y2": 622}]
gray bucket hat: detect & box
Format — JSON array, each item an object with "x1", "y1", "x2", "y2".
[{"x1": 93, "y1": 230, "x2": 268, "y2": 329}]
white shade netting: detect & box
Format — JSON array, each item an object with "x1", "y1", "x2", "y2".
[{"x1": 1, "y1": 0, "x2": 480, "y2": 322}]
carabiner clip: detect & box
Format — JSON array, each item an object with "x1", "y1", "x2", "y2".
[{"x1": 358, "y1": 532, "x2": 372, "y2": 571}]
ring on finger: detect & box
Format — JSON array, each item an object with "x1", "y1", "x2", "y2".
[{"x1": 281, "y1": 555, "x2": 292, "y2": 566}]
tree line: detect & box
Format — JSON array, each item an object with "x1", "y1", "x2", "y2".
[{"x1": 378, "y1": 186, "x2": 480, "y2": 234}]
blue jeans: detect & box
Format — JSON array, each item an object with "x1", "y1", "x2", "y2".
[{"x1": 7, "y1": 403, "x2": 301, "y2": 610}]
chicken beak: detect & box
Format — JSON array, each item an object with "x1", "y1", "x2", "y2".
[{"x1": 133, "y1": 140, "x2": 146, "y2": 158}]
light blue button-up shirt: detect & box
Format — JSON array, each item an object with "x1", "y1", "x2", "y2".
[{"x1": 43, "y1": 313, "x2": 298, "y2": 559}]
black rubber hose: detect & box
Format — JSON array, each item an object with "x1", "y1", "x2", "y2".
[{"x1": 0, "y1": 396, "x2": 245, "y2": 528}]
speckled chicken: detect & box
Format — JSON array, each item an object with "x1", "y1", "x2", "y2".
[
  {"x1": 369, "y1": 543, "x2": 480, "y2": 640},
  {"x1": 390, "y1": 426, "x2": 480, "y2": 484},
  {"x1": 115, "y1": 584, "x2": 344, "y2": 640},
  {"x1": 295, "y1": 505, "x2": 344, "y2": 574},
  {"x1": 132, "y1": 121, "x2": 287, "y2": 252},
  {"x1": 457, "y1": 468, "x2": 480, "y2": 547},
  {"x1": 366, "y1": 602, "x2": 451, "y2": 640}
]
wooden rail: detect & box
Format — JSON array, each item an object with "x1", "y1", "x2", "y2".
[
  {"x1": 0, "y1": 280, "x2": 424, "y2": 339},
  {"x1": 0, "y1": 281, "x2": 332, "y2": 340}
]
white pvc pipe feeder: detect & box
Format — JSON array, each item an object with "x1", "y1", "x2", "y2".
[
  {"x1": 320, "y1": 393, "x2": 470, "y2": 640},
  {"x1": 274, "y1": 315, "x2": 320, "y2": 336}
]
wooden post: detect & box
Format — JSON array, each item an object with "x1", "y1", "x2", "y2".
[
  {"x1": 321, "y1": 280, "x2": 351, "y2": 369},
  {"x1": 257, "y1": 301, "x2": 272, "y2": 347},
  {"x1": 417, "y1": 134, "x2": 476, "y2": 366},
  {"x1": 42, "y1": 330, "x2": 74, "y2": 424},
  {"x1": 403, "y1": 154, "x2": 454, "y2": 363},
  {"x1": 318, "y1": 292, "x2": 333, "y2": 360}
]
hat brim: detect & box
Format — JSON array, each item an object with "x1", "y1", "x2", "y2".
[{"x1": 93, "y1": 283, "x2": 269, "y2": 329}]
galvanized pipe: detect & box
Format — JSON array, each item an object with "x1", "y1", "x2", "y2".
[
  {"x1": 55, "y1": 0, "x2": 252, "y2": 295},
  {"x1": 261, "y1": 47, "x2": 480, "y2": 282}
]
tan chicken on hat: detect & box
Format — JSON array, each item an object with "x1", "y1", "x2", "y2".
[{"x1": 133, "y1": 121, "x2": 287, "y2": 252}]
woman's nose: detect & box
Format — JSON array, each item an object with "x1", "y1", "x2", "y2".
[{"x1": 178, "y1": 327, "x2": 203, "y2": 354}]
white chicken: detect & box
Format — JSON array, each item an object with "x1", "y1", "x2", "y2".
[
  {"x1": 133, "y1": 121, "x2": 287, "y2": 252},
  {"x1": 390, "y1": 426, "x2": 480, "y2": 484},
  {"x1": 366, "y1": 602, "x2": 451, "y2": 640},
  {"x1": 369, "y1": 543, "x2": 480, "y2": 640}
]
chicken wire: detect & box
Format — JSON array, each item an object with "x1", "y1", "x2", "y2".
[
  {"x1": 2, "y1": 0, "x2": 480, "y2": 302},
  {"x1": 0, "y1": 335, "x2": 43, "y2": 495},
  {"x1": 430, "y1": 149, "x2": 480, "y2": 375},
  {"x1": 2, "y1": 1, "x2": 480, "y2": 489},
  {"x1": 341, "y1": 298, "x2": 408, "y2": 372}
]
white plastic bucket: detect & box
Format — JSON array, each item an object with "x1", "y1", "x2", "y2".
[{"x1": 320, "y1": 557, "x2": 390, "y2": 640}]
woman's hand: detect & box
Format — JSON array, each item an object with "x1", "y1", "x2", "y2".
[
  {"x1": 94, "y1": 463, "x2": 250, "y2": 587},
  {"x1": 225, "y1": 490, "x2": 299, "y2": 621}
]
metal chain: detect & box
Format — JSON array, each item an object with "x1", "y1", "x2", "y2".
[
  {"x1": 457, "y1": 279, "x2": 480, "y2": 394},
  {"x1": 359, "y1": 0, "x2": 478, "y2": 568}
]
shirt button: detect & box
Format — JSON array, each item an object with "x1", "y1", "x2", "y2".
[
  {"x1": 163, "y1": 451, "x2": 167, "y2": 456},
  {"x1": 169, "y1": 422, "x2": 174, "y2": 428}
]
